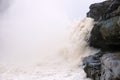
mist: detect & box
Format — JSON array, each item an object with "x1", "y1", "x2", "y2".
[
  {"x1": 0, "y1": 0, "x2": 105, "y2": 80},
  {"x1": 0, "y1": 0, "x2": 105, "y2": 65}
]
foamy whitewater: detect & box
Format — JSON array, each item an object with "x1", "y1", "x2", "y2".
[{"x1": 0, "y1": 0, "x2": 98, "y2": 80}]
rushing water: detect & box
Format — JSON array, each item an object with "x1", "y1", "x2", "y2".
[{"x1": 0, "y1": 0, "x2": 99, "y2": 80}]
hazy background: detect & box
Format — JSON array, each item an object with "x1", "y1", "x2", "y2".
[{"x1": 0, "y1": 0, "x2": 104, "y2": 66}]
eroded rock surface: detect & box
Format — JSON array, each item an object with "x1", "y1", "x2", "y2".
[
  {"x1": 87, "y1": 0, "x2": 120, "y2": 21},
  {"x1": 89, "y1": 16, "x2": 120, "y2": 51},
  {"x1": 101, "y1": 53, "x2": 120, "y2": 80},
  {"x1": 83, "y1": 53, "x2": 120, "y2": 80},
  {"x1": 83, "y1": 52, "x2": 103, "y2": 80},
  {"x1": 83, "y1": 0, "x2": 120, "y2": 80}
]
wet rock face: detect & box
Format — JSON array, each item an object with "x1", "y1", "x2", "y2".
[
  {"x1": 83, "y1": 0, "x2": 120, "y2": 80},
  {"x1": 87, "y1": 0, "x2": 111, "y2": 21},
  {"x1": 83, "y1": 52, "x2": 103, "y2": 80},
  {"x1": 88, "y1": 0, "x2": 120, "y2": 51},
  {"x1": 83, "y1": 53, "x2": 120, "y2": 80},
  {"x1": 101, "y1": 53, "x2": 120, "y2": 80},
  {"x1": 89, "y1": 16, "x2": 120, "y2": 51},
  {"x1": 87, "y1": 0, "x2": 120, "y2": 21}
]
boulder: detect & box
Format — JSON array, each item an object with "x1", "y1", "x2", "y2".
[
  {"x1": 87, "y1": 0, "x2": 120, "y2": 21},
  {"x1": 101, "y1": 53, "x2": 120, "y2": 80},
  {"x1": 89, "y1": 16, "x2": 120, "y2": 51},
  {"x1": 83, "y1": 0, "x2": 120, "y2": 80},
  {"x1": 83, "y1": 52, "x2": 120, "y2": 80},
  {"x1": 82, "y1": 52, "x2": 103, "y2": 80}
]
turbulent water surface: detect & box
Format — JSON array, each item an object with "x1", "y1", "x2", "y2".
[{"x1": 0, "y1": 0, "x2": 98, "y2": 80}]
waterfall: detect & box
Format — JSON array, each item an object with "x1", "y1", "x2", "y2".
[{"x1": 0, "y1": 0, "x2": 99, "y2": 80}]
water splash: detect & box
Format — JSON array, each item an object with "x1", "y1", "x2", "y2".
[
  {"x1": 60, "y1": 18, "x2": 98, "y2": 67},
  {"x1": 0, "y1": 0, "x2": 98, "y2": 80},
  {"x1": 0, "y1": 17, "x2": 98, "y2": 80}
]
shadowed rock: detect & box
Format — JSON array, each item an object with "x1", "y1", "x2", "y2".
[
  {"x1": 83, "y1": 0, "x2": 120, "y2": 80},
  {"x1": 101, "y1": 53, "x2": 120, "y2": 80},
  {"x1": 87, "y1": 0, "x2": 120, "y2": 21},
  {"x1": 89, "y1": 16, "x2": 120, "y2": 51},
  {"x1": 82, "y1": 52, "x2": 103, "y2": 80},
  {"x1": 83, "y1": 52, "x2": 120, "y2": 80}
]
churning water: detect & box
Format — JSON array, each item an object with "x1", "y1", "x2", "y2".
[{"x1": 0, "y1": 0, "x2": 98, "y2": 80}]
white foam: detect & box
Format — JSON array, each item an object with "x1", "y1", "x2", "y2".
[{"x1": 0, "y1": 0, "x2": 98, "y2": 80}]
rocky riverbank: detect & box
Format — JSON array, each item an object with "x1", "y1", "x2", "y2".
[{"x1": 83, "y1": 0, "x2": 120, "y2": 80}]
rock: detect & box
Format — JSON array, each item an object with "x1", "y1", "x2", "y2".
[
  {"x1": 82, "y1": 52, "x2": 103, "y2": 80},
  {"x1": 87, "y1": 0, "x2": 120, "y2": 21},
  {"x1": 83, "y1": 0, "x2": 120, "y2": 80},
  {"x1": 101, "y1": 53, "x2": 120, "y2": 80},
  {"x1": 89, "y1": 16, "x2": 120, "y2": 51},
  {"x1": 82, "y1": 53, "x2": 120, "y2": 80},
  {"x1": 87, "y1": 0, "x2": 110, "y2": 21}
]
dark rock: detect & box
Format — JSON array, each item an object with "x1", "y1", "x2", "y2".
[
  {"x1": 83, "y1": 0, "x2": 120, "y2": 80},
  {"x1": 87, "y1": 0, "x2": 120, "y2": 21},
  {"x1": 89, "y1": 16, "x2": 120, "y2": 51},
  {"x1": 83, "y1": 53, "x2": 120, "y2": 80},
  {"x1": 87, "y1": 0, "x2": 110, "y2": 21},
  {"x1": 101, "y1": 53, "x2": 120, "y2": 80},
  {"x1": 82, "y1": 52, "x2": 103, "y2": 80}
]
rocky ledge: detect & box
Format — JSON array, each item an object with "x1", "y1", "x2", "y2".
[{"x1": 82, "y1": 0, "x2": 120, "y2": 80}]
